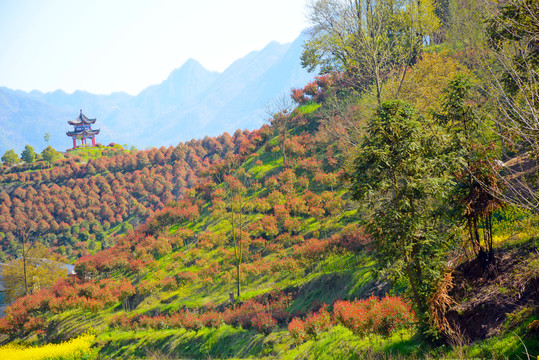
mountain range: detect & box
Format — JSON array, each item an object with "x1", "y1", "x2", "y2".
[{"x1": 0, "y1": 33, "x2": 314, "y2": 154}]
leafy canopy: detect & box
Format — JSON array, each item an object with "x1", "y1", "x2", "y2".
[
  {"x1": 1, "y1": 150, "x2": 20, "y2": 166},
  {"x1": 349, "y1": 100, "x2": 458, "y2": 331},
  {"x1": 21, "y1": 145, "x2": 36, "y2": 164}
]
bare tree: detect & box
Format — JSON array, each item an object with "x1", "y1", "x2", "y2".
[
  {"x1": 302, "y1": 0, "x2": 441, "y2": 103},
  {"x1": 0, "y1": 208, "x2": 48, "y2": 297},
  {"x1": 223, "y1": 169, "x2": 254, "y2": 300},
  {"x1": 480, "y1": 0, "x2": 539, "y2": 210},
  {"x1": 265, "y1": 94, "x2": 296, "y2": 167}
]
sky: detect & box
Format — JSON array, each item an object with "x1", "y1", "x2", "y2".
[{"x1": 0, "y1": 0, "x2": 309, "y2": 95}]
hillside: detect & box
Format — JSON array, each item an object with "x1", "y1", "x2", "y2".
[
  {"x1": 0, "y1": 34, "x2": 314, "y2": 155},
  {"x1": 0, "y1": 132, "x2": 267, "y2": 260},
  {"x1": 0, "y1": 69, "x2": 537, "y2": 359}
]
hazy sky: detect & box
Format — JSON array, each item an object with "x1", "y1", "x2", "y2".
[{"x1": 0, "y1": 0, "x2": 309, "y2": 95}]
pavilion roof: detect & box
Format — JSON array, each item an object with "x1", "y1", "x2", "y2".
[{"x1": 68, "y1": 110, "x2": 96, "y2": 126}]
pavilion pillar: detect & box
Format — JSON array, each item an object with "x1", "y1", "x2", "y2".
[
  {"x1": 92, "y1": 137, "x2": 96, "y2": 146},
  {"x1": 73, "y1": 138, "x2": 77, "y2": 148}
]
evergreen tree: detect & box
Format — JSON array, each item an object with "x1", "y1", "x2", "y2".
[
  {"x1": 21, "y1": 145, "x2": 36, "y2": 164},
  {"x1": 349, "y1": 100, "x2": 458, "y2": 333}
]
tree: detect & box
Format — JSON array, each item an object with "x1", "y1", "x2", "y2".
[
  {"x1": 41, "y1": 146, "x2": 61, "y2": 165},
  {"x1": 482, "y1": 0, "x2": 539, "y2": 210},
  {"x1": 1, "y1": 242, "x2": 67, "y2": 303},
  {"x1": 266, "y1": 94, "x2": 296, "y2": 166},
  {"x1": 1, "y1": 149, "x2": 20, "y2": 166},
  {"x1": 348, "y1": 100, "x2": 457, "y2": 333},
  {"x1": 0, "y1": 209, "x2": 45, "y2": 297},
  {"x1": 21, "y1": 145, "x2": 36, "y2": 164},
  {"x1": 224, "y1": 171, "x2": 253, "y2": 300},
  {"x1": 434, "y1": 74, "x2": 503, "y2": 267},
  {"x1": 136, "y1": 151, "x2": 150, "y2": 170},
  {"x1": 302, "y1": 0, "x2": 440, "y2": 103},
  {"x1": 44, "y1": 133, "x2": 51, "y2": 146}
]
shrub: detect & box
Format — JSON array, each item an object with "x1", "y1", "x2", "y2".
[
  {"x1": 371, "y1": 296, "x2": 415, "y2": 336},
  {"x1": 303, "y1": 305, "x2": 332, "y2": 339},
  {"x1": 334, "y1": 297, "x2": 376, "y2": 336},
  {"x1": 107, "y1": 295, "x2": 291, "y2": 334},
  {"x1": 288, "y1": 317, "x2": 307, "y2": 344},
  {"x1": 334, "y1": 296, "x2": 415, "y2": 337},
  {"x1": 288, "y1": 305, "x2": 332, "y2": 343},
  {"x1": 252, "y1": 311, "x2": 277, "y2": 335},
  {"x1": 178, "y1": 310, "x2": 203, "y2": 332},
  {"x1": 199, "y1": 310, "x2": 223, "y2": 328}
]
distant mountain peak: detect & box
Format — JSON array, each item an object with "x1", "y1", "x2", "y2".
[
  {"x1": 183, "y1": 58, "x2": 203, "y2": 67},
  {"x1": 176, "y1": 58, "x2": 205, "y2": 73},
  {"x1": 165, "y1": 58, "x2": 219, "y2": 82}
]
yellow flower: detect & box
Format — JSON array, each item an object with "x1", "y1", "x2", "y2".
[{"x1": 0, "y1": 332, "x2": 95, "y2": 360}]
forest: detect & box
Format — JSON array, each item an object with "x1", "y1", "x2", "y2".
[{"x1": 0, "y1": 0, "x2": 537, "y2": 359}]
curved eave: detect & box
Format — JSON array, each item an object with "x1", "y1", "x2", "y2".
[
  {"x1": 68, "y1": 119, "x2": 96, "y2": 126},
  {"x1": 80, "y1": 114, "x2": 97, "y2": 124},
  {"x1": 66, "y1": 129, "x2": 100, "y2": 137}
]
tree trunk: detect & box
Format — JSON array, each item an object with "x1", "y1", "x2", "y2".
[
  {"x1": 281, "y1": 133, "x2": 287, "y2": 166},
  {"x1": 405, "y1": 264, "x2": 422, "y2": 315},
  {"x1": 22, "y1": 240, "x2": 28, "y2": 295},
  {"x1": 236, "y1": 263, "x2": 241, "y2": 298}
]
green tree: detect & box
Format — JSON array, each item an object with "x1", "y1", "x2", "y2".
[
  {"x1": 41, "y1": 146, "x2": 61, "y2": 165},
  {"x1": 349, "y1": 100, "x2": 457, "y2": 333},
  {"x1": 434, "y1": 74, "x2": 503, "y2": 267},
  {"x1": 44, "y1": 132, "x2": 51, "y2": 146},
  {"x1": 444, "y1": 0, "x2": 486, "y2": 50},
  {"x1": 1, "y1": 149, "x2": 20, "y2": 166},
  {"x1": 21, "y1": 145, "x2": 36, "y2": 164},
  {"x1": 120, "y1": 222, "x2": 133, "y2": 234},
  {"x1": 302, "y1": 0, "x2": 440, "y2": 103}
]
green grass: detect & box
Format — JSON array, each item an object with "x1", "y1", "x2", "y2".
[
  {"x1": 95, "y1": 325, "x2": 267, "y2": 359},
  {"x1": 295, "y1": 102, "x2": 321, "y2": 116}
]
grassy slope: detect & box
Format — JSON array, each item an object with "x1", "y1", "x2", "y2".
[
  {"x1": 2, "y1": 105, "x2": 538, "y2": 360},
  {"x1": 87, "y1": 236, "x2": 537, "y2": 360},
  {"x1": 51, "y1": 141, "x2": 539, "y2": 359}
]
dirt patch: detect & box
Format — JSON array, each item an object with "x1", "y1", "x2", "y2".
[{"x1": 446, "y1": 242, "x2": 538, "y2": 342}]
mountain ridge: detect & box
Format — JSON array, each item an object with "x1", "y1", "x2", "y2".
[{"x1": 0, "y1": 34, "x2": 313, "y2": 154}]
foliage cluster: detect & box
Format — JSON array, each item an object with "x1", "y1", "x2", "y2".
[
  {"x1": 110, "y1": 294, "x2": 291, "y2": 335},
  {"x1": 0, "y1": 277, "x2": 134, "y2": 336},
  {"x1": 288, "y1": 295, "x2": 415, "y2": 344}
]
